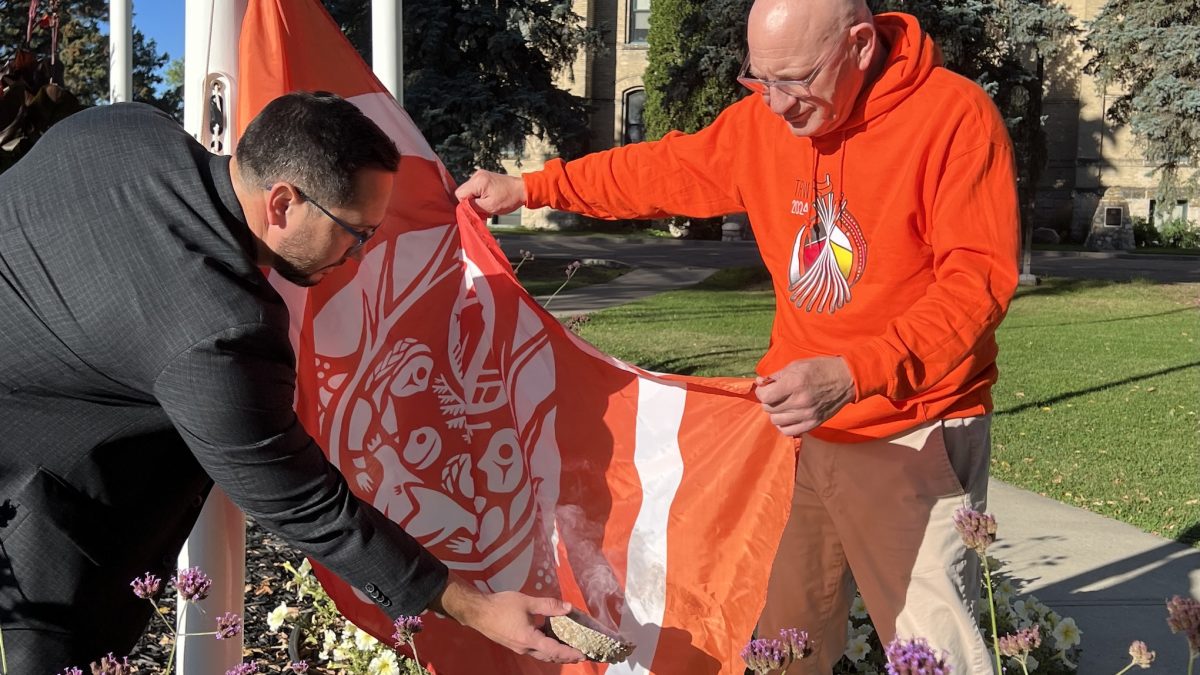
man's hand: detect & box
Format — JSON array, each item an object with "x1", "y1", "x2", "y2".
[
  {"x1": 432, "y1": 574, "x2": 586, "y2": 664},
  {"x1": 454, "y1": 170, "x2": 527, "y2": 216},
  {"x1": 754, "y1": 356, "x2": 855, "y2": 437}
]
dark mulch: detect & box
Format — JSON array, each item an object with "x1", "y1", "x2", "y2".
[{"x1": 129, "y1": 518, "x2": 306, "y2": 672}]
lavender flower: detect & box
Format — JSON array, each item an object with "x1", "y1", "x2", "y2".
[
  {"x1": 215, "y1": 611, "x2": 243, "y2": 640},
  {"x1": 129, "y1": 572, "x2": 162, "y2": 599},
  {"x1": 89, "y1": 653, "x2": 133, "y2": 675},
  {"x1": 997, "y1": 625, "x2": 1041, "y2": 656},
  {"x1": 289, "y1": 661, "x2": 309, "y2": 674},
  {"x1": 953, "y1": 506, "x2": 997, "y2": 555},
  {"x1": 392, "y1": 615, "x2": 424, "y2": 645},
  {"x1": 174, "y1": 566, "x2": 213, "y2": 602},
  {"x1": 1167, "y1": 595, "x2": 1200, "y2": 653},
  {"x1": 58, "y1": 669, "x2": 84, "y2": 675},
  {"x1": 778, "y1": 627, "x2": 812, "y2": 661},
  {"x1": 741, "y1": 637, "x2": 789, "y2": 673},
  {"x1": 225, "y1": 662, "x2": 259, "y2": 675},
  {"x1": 884, "y1": 637, "x2": 952, "y2": 675},
  {"x1": 1129, "y1": 640, "x2": 1156, "y2": 668}
]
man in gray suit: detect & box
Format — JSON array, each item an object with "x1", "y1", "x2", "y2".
[{"x1": 0, "y1": 92, "x2": 584, "y2": 670}]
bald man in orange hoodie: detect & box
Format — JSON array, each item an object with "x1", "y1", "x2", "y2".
[{"x1": 457, "y1": 0, "x2": 1017, "y2": 672}]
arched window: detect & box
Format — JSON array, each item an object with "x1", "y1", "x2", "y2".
[{"x1": 623, "y1": 88, "x2": 646, "y2": 145}]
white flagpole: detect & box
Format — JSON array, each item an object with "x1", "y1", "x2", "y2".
[
  {"x1": 371, "y1": 0, "x2": 403, "y2": 106},
  {"x1": 108, "y1": 0, "x2": 132, "y2": 102},
  {"x1": 179, "y1": 1, "x2": 248, "y2": 672}
]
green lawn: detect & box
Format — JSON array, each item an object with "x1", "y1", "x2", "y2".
[
  {"x1": 574, "y1": 270, "x2": 1200, "y2": 546},
  {"x1": 511, "y1": 256, "x2": 629, "y2": 297}
]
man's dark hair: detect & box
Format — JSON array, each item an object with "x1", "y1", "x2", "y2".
[{"x1": 236, "y1": 91, "x2": 400, "y2": 206}]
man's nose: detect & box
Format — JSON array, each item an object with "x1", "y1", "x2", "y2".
[{"x1": 766, "y1": 88, "x2": 797, "y2": 115}]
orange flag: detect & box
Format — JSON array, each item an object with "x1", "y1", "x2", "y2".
[{"x1": 238, "y1": 2, "x2": 794, "y2": 673}]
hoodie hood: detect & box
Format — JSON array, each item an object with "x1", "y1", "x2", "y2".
[{"x1": 837, "y1": 12, "x2": 942, "y2": 134}]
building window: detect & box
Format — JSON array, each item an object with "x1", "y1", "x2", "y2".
[
  {"x1": 623, "y1": 88, "x2": 646, "y2": 145},
  {"x1": 628, "y1": 0, "x2": 651, "y2": 44}
]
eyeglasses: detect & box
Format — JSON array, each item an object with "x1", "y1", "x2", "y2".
[
  {"x1": 295, "y1": 188, "x2": 379, "y2": 253},
  {"x1": 737, "y1": 44, "x2": 838, "y2": 100}
]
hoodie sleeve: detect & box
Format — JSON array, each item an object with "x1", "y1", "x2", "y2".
[
  {"x1": 523, "y1": 100, "x2": 752, "y2": 220},
  {"x1": 839, "y1": 132, "x2": 1020, "y2": 402}
]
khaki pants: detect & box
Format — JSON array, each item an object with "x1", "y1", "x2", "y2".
[{"x1": 759, "y1": 416, "x2": 996, "y2": 675}]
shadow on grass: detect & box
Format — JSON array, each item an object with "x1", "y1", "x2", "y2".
[
  {"x1": 1013, "y1": 278, "x2": 1122, "y2": 298},
  {"x1": 639, "y1": 347, "x2": 764, "y2": 376},
  {"x1": 994, "y1": 361, "x2": 1200, "y2": 416},
  {"x1": 1003, "y1": 306, "x2": 1197, "y2": 330}
]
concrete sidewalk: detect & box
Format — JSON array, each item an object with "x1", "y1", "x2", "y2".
[{"x1": 497, "y1": 233, "x2": 1200, "y2": 673}]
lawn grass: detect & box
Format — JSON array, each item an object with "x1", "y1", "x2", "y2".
[
  {"x1": 511, "y1": 256, "x2": 630, "y2": 297},
  {"x1": 574, "y1": 270, "x2": 1200, "y2": 546}
]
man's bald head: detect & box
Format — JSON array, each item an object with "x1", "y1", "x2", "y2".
[
  {"x1": 743, "y1": 0, "x2": 882, "y2": 137},
  {"x1": 747, "y1": 0, "x2": 871, "y2": 54}
]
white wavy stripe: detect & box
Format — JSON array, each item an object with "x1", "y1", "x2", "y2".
[
  {"x1": 348, "y1": 92, "x2": 455, "y2": 195},
  {"x1": 607, "y1": 378, "x2": 686, "y2": 675}
]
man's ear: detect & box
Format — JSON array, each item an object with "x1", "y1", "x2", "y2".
[
  {"x1": 264, "y1": 182, "x2": 299, "y2": 229},
  {"x1": 849, "y1": 22, "x2": 876, "y2": 71}
]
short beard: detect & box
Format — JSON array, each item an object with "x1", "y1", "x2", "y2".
[{"x1": 271, "y1": 256, "x2": 321, "y2": 287}]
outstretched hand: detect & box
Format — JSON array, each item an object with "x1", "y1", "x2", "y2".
[
  {"x1": 432, "y1": 574, "x2": 586, "y2": 664},
  {"x1": 754, "y1": 356, "x2": 855, "y2": 437},
  {"x1": 454, "y1": 170, "x2": 527, "y2": 216}
]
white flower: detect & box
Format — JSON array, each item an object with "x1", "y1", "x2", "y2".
[
  {"x1": 266, "y1": 602, "x2": 291, "y2": 632},
  {"x1": 367, "y1": 651, "x2": 400, "y2": 675},
  {"x1": 298, "y1": 558, "x2": 313, "y2": 576},
  {"x1": 994, "y1": 579, "x2": 1017, "y2": 604},
  {"x1": 353, "y1": 625, "x2": 380, "y2": 651},
  {"x1": 850, "y1": 594, "x2": 869, "y2": 619},
  {"x1": 1011, "y1": 599, "x2": 1030, "y2": 618},
  {"x1": 844, "y1": 634, "x2": 871, "y2": 663},
  {"x1": 853, "y1": 622, "x2": 875, "y2": 639},
  {"x1": 1052, "y1": 617, "x2": 1082, "y2": 649}
]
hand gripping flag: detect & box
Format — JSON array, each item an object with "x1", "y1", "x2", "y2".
[{"x1": 238, "y1": 2, "x2": 795, "y2": 672}]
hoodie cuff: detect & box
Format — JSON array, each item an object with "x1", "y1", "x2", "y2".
[
  {"x1": 522, "y1": 162, "x2": 562, "y2": 210},
  {"x1": 839, "y1": 337, "x2": 899, "y2": 401}
]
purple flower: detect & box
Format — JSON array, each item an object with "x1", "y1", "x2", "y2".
[
  {"x1": 129, "y1": 572, "x2": 162, "y2": 599},
  {"x1": 565, "y1": 260, "x2": 582, "y2": 275},
  {"x1": 290, "y1": 662, "x2": 309, "y2": 674},
  {"x1": 89, "y1": 653, "x2": 133, "y2": 675},
  {"x1": 225, "y1": 662, "x2": 259, "y2": 675},
  {"x1": 884, "y1": 637, "x2": 952, "y2": 675},
  {"x1": 215, "y1": 611, "x2": 243, "y2": 640},
  {"x1": 174, "y1": 566, "x2": 213, "y2": 602},
  {"x1": 58, "y1": 669, "x2": 84, "y2": 675},
  {"x1": 392, "y1": 614, "x2": 424, "y2": 645},
  {"x1": 1166, "y1": 595, "x2": 1200, "y2": 653},
  {"x1": 1128, "y1": 640, "x2": 1156, "y2": 668},
  {"x1": 953, "y1": 506, "x2": 997, "y2": 555},
  {"x1": 741, "y1": 637, "x2": 789, "y2": 673},
  {"x1": 778, "y1": 627, "x2": 812, "y2": 661},
  {"x1": 997, "y1": 625, "x2": 1041, "y2": 656}
]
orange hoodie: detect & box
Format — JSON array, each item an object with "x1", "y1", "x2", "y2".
[{"x1": 523, "y1": 13, "x2": 1020, "y2": 442}]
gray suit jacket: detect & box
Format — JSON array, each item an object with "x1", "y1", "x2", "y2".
[{"x1": 0, "y1": 103, "x2": 447, "y2": 665}]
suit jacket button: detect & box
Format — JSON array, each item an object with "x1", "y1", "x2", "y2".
[
  {"x1": 381, "y1": 598, "x2": 392, "y2": 607},
  {"x1": 365, "y1": 583, "x2": 377, "y2": 593}
]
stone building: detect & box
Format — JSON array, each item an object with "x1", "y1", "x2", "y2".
[{"x1": 504, "y1": 0, "x2": 1196, "y2": 245}]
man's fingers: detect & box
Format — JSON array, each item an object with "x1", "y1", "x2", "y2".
[{"x1": 528, "y1": 596, "x2": 572, "y2": 617}]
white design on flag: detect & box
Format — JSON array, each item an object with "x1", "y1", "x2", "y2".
[{"x1": 609, "y1": 378, "x2": 687, "y2": 674}]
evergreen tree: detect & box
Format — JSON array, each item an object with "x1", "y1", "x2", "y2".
[
  {"x1": 320, "y1": 0, "x2": 600, "y2": 182},
  {"x1": 1084, "y1": 0, "x2": 1200, "y2": 194},
  {"x1": 1, "y1": 1, "x2": 180, "y2": 113},
  {"x1": 642, "y1": 0, "x2": 752, "y2": 139}
]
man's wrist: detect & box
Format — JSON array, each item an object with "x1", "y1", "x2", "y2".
[{"x1": 430, "y1": 572, "x2": 482, "y2": 626}]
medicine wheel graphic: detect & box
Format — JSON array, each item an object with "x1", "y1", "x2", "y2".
[{"x1": 787, "y1": 191, "x2": 866, "y2": 314}]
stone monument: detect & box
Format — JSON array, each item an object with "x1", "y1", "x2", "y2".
[{"x1": 1084, "y1": 188, "x2": 1136, "y2": 251}]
